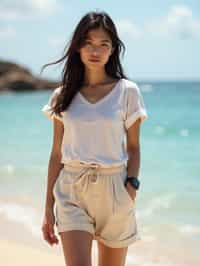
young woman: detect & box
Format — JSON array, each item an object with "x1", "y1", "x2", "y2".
[{"x1": 41, "y1": 10, "x2": 148, "y2": 266}]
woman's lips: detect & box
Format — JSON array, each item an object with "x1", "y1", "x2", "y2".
[{"x1": 89, "y1": 58, "x2": 100, "y2": 62}]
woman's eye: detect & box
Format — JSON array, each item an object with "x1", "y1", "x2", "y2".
[{"x1": 83, "y1": 41, "x2": 91, "y2": 46}]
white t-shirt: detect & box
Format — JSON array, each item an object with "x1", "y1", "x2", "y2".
[{"x1": 41, "y1": 78, "x2": 148, "y2": 167}]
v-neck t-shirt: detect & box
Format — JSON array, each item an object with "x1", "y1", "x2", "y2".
[{"x1": 41, "y1": 78, "x2": 148, "y2": 167}]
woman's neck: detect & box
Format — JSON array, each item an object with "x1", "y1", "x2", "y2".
[{"x1": 83, "y1": 68, "x2": 111, "y2": 86}]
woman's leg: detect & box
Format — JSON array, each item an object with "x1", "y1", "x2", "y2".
[
  {"x1": 59, "y1": 230, "x2": 93, "y2": 266},
  {"x1": 97, "y1": 240, "x2": 128, "y2": 266}
]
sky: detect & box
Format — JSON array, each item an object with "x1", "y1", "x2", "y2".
[{"x1": 0, "y1": 0, "x2": 199, "y2": 81}]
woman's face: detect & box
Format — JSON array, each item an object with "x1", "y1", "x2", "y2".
[{"x1": 78, "y1": 27, "x2": 114, "y2": 69}]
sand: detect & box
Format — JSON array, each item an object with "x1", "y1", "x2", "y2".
[
  {"x1": 0, "y1": 214, "x2": 199, "y2": 266},
  {"x1": 0, "y1": 239, "x2": 64, "y2": 266}
]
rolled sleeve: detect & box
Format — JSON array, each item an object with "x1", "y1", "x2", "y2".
[
  {"x1": 124, "y1": 82, "x2": 148, "y2": 130},
  {"x1": 41, "y1": 87, "x2": 63, "y2": 122}
]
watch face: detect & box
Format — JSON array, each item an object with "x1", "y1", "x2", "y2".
[
  {"x1": 135, "y1": 180, "x2": 139, "y2": 186},
  {"x1": 129, "y1": 178, "x2": 139, "y2": 189}
]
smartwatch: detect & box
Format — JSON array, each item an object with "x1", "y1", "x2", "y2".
[{"x1": 125, "y1": 176, "x2": 140, "y2": 190}]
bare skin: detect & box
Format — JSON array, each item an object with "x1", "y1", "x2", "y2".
[
  {"x1": 79, "y1": 79, "x2": 120, "y2": 104},
  {"x1": 59, "y1": 231, "x2": 93, "y2": 266},
  {"x1": 42, "y1": 26, "x2": 141, "y2": 266},
  {"x1": 41, "y1": 117, "x2": 64, "y2": 247},
  {"x1": 59, "y1": 230, "x2": 129, "y2": 266},
  {"x1": 97, "y1": 241, "x2": 128, "y2": 266}
]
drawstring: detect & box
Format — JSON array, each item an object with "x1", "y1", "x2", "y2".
[
  {"x1": 64, "y1": 162, "x2": 125, "y2": 214},
  {"x1": 72, "y1": 164, "x2": 99, "y2": 266},
  {"x1": 72, "y1": 163, "x2": 101, "y2": 195}
]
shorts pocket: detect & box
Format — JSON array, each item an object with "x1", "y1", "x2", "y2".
[
  {"x1": 119, "y1": 175, "x2": 135, "y2": 206},
  {"x1": 111, "y1": 174, "x2": 134, "y2": 214}
]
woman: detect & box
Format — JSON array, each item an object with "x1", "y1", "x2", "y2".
[{"x1": 41, "y1": 10, "x2": 148, "y2": 266}]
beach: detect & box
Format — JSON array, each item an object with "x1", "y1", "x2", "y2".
[
  {"x1": 1, "y1": 195, "x2": 200, "y2": 266},
  {"x1": 1, "y1": 81, "x2": 200, "y2": 265},
  {"x1": 0, "y1": 239, "x2": 63, "y2": 266},
  {"x1": 1, "y1": 224, "x2": 199, "y2": 266}
]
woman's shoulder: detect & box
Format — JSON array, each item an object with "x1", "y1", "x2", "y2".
[
  {"x1": 53, "y1": 86, "x2": 63, "y2": 95},
  {"x1": 49, "y1": 86, "x2": 63, "y2": 102},
  {"x1": 121, "y1": 78, "x2": 140, "y2": 93}
]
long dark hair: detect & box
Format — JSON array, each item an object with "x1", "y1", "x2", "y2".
[{"x1": 40, "y1": 10, "x2": 128, "y2": 119}]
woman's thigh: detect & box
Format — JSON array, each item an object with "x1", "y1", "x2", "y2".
[
  {"x1": 97, "y1": 240, "x2": 128, "y2": 266},
  {"x1": 59, "y1": 230, "x2": 93, "y2": 266}
]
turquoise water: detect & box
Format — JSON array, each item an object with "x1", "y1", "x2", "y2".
[{"x1": 0, "y1": 81, "x2": 200, "y2": 265}]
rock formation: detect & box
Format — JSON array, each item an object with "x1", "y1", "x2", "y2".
[{"x1": 0, "y1": 59, "x2": 60, "y2": 92}]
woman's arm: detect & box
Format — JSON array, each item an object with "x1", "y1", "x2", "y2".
[
  {"x1": 125, "y1": 118, "x2": 141, "y2": 200},
  {"x1": 44, "y1": 118, "x2": 64, "y2": 213},
  {"x1": 126, "y1": 118, "x2": 141, "y2": 177}
]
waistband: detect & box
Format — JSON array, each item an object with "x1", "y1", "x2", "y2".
[{"x1": 63, "y1": 161, "x2": 127, "y2": 175}]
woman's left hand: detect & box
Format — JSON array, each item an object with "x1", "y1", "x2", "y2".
[{"x1": 125, "y1": 182, "x2": 137, "y2": 202}]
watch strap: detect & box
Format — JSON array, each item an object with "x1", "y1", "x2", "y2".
[{"x1": 125, "y1": 176, "x2": 140, "y2": 190}]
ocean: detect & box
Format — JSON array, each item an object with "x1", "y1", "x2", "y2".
[{"x1": 0, "y1": 81, "x2": 199, "y2": 265}]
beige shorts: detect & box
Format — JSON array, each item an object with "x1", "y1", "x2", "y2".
[{"x1": 53, "y1": 162, "x2": 141, "y2": 248}]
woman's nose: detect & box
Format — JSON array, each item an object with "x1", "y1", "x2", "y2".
[
  {"x1": 90, "y1": 46, "x2": 101, "y2": 54},
  {"x1": 91, "y1": 48, "x2": 99, "y2": 55}
]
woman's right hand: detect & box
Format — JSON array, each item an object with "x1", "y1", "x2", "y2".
[{"x1": 41, "y1": 208, "x2": 59, "y2": 246}]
